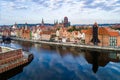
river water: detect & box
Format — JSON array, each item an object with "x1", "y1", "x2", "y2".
[{"x1": 0, "y1": 41, "x2": 120, "y2": 80}]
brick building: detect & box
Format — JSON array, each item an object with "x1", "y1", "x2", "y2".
[
  {"x1": 21, "y1": 27, "x2": 31, "y2": 40},
  {"x1": 84, "y1": 22, "x2": 120, "y2": 47}
]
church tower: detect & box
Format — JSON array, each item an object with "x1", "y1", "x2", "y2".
[{"x1": 63, "y1": 16, "x2": 70, "y2": 27}]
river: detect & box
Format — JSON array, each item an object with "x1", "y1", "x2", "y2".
[{"x1": 0, "y1": 41, "x2": 120, "y2": 80}]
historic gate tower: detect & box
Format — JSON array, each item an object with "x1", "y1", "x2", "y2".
[{"x1": 91, "y1": 22, "x2": 100, "y2": 45}]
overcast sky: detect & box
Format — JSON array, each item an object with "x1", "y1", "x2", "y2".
[{"x1": 0, "y1": 0, "x2": 120, "y2": 25}]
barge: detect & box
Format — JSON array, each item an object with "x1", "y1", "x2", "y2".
[{"x1": 0, "y1": 46, "x2": 33, "y2": 79}]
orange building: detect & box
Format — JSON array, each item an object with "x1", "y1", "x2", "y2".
[
  {"x1": 21, "y1": 26, "x2": 30, "y2": 40},
  {"x1": 84, "y1": 23, "x2": 120, "y2": 47}
]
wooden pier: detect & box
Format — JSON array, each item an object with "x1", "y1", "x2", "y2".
[{"x1": 11, "y1": 37, "x2": 120, "y2": 52}]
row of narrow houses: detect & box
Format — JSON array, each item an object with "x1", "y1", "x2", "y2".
[
  {"x1": 1, "y1": 22, "x2": 120, "y2": 47},
  {"x1": 56, "y1": 27, "x2": 85, "y2": 43},
  {"x1": 9, "y1": 25, "x2": 86, "y2": 43}
]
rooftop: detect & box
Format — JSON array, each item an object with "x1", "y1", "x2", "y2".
[{"x1": 85, "y1": 27, "x2": 120, "y2": 36}]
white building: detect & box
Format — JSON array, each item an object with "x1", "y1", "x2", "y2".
[
  {"x1": 56, "y1": 30, "x2": 60, "y2": 37},
  {"x1": 62, "y1": 37, "x2": 67, "y2": 43},
  {"x1": 32, "y1": 28, "x2": 41, "y2": 40}
]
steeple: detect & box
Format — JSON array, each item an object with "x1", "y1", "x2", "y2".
[
  {"x1": 41, "y1": 18, "x2": 44, "y2": 26},
  {"x1": 54, "y1": 20, "x2": 58, "y2": 25},
  {"x1": 25, "y1": 22, "x2": 28, "y2": 30},
  {"x1": 56, "y1": 20, "x2": 58, "y2": 25},
  {"x1": 54, "y1": 20, "x2": 56, "y2": 25}
]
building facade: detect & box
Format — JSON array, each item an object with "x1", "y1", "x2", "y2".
[
  {"x1": 84, "y1": 23, "x2": 120, "y2": 47},
  {"x1": 63, "y1": 16, "x2": 70, "y2": 27}
]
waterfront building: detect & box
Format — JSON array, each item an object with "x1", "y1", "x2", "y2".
[
  {"x1": 41, "y1": 31, "x2": 52, "y2": 41},
  {"x1": 80, "y1": 33, "x2": 85, "y2": 40},
  {"x1": 10, "y1": 23, "x2": 19, "y2": 37},
  {"x1": 84, "y1": 22, "x2": 120, "y2": 47},
  {"x1": 21, "y1": 23, "x2": 31, "y2": 39},
  {"x1": 55, "y1": 30, "x2": 60, "y2": 41},
  {"x1": 11, "y1": 30, "x2": 16, "y2": 37},
  {"x1": 31, "y1": 27, "x2": 41, "y2": 40},
  {"x1": 56, "y1": 27, "x2": 85, "y2": 43},
  {"x1": 19, "y1": 28, "x2": 24, "y2": 38},
  {"x1": 15, "y1": 29, "x2": 19, "y2": 37},
  {"x1": 2, "y1": 29, "x2": 11, "y2": 37}
]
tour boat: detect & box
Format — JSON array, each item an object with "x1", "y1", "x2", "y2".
[{"x1": 0, "y1": 46, "x2": 33, "y2": 74}]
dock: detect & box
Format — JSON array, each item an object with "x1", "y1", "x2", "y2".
[{"x1": 11, "y1": 37, "x2": 120, "y2": 52}]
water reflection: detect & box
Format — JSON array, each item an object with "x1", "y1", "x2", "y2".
[
  {"x1": 85, "y1": 51, "x2": 120, "y2": 73},
  {"x1": 0, "y1": 41, "x2": 120, "y2": 80},
  {"x1": 91, "y1": 51, "x2": 100, "y2": 73},
  {"x1": 18, "y1": 41, "x2": 33, "y2": 51},
  {"x1": 33, "y1": 43, "x2": 120, "y2": 73}
]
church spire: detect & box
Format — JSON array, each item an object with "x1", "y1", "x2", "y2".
[
  {"x1": 41, "y1": 18, "x2": 44, "y2": 26},
  {"x1": 25, "y1": 22, "x2": 28, "y2": 30}
]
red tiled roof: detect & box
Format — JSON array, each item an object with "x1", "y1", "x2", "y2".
[
  {"x1": 109, "y1": 31, "x2": 119, "y2": 36},
  {"x1": 98, "y1": 27, "x2": 109, "y2": 35},
  {"x1": 84, "y1": 28, "x2": 92, "y2": 35},
  {"x1": 81, "y1": 30, "x2": 87, "y2": 33},
  {"x1": 41, "y1": 31, "x2": 52, "y2": 34},
  {"x1": 84, "y1": 27, "x2": 119, "y2": 36}
]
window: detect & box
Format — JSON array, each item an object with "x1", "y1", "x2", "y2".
[{"x1": 109, "y1": 36, "x2": 117, "y2": 47}]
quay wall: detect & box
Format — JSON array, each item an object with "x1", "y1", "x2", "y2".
[{"x1": 11, "y1": 37, "x2": 120, "y2": 52}]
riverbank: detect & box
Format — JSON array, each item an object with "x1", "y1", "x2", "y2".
[{"x1": 10, "y1": 37, "x2": 120, "y2": 52}]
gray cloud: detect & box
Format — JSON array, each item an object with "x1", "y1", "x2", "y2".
[
  {"x1": 83, "y1": 0, "x2": 120, "y2": 12},
  {"x1": 13, "y1": 5, "x2": 28, "y2": 9},
  {"x1": 1, "y1": 0, "x2": 28, "y2": 10},
  {"x1": 1, "y1": 0, "x2": 120, "y2": 12},
  {"x1": 31, "y1": 0, "x2": 64, "y2": 10}
]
